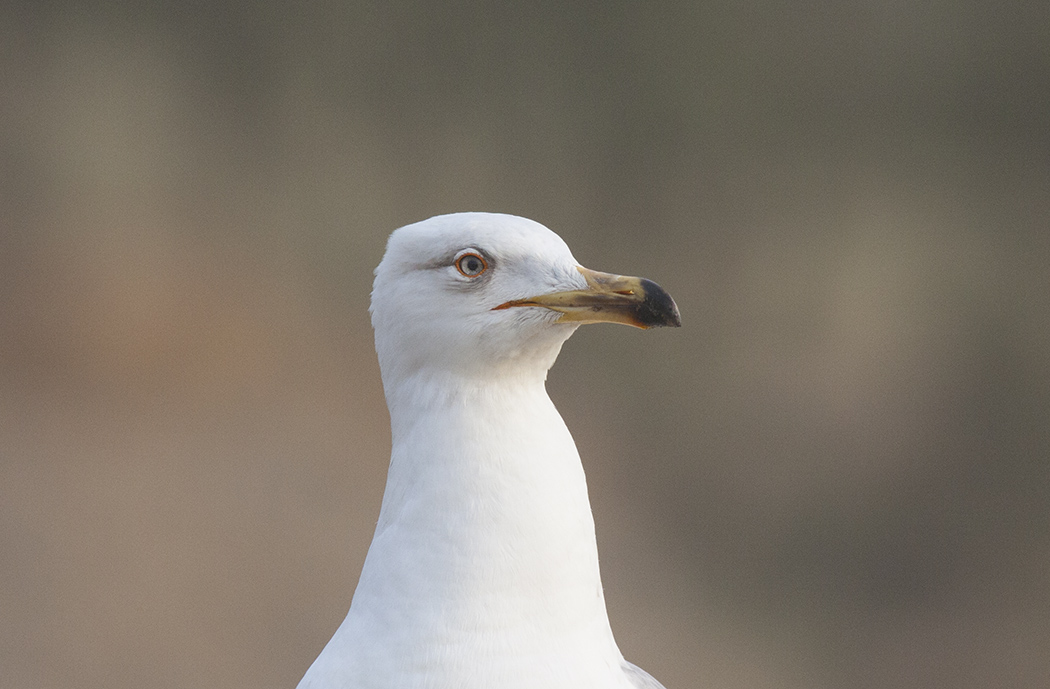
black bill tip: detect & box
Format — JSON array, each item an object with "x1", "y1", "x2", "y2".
[{"x1": 638, "y1": 278, "x2": 682, "y2": 328}]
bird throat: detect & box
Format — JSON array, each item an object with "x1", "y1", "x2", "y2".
[{"x1": 351, "y1": 372, "x2": 614, "y2": 649}]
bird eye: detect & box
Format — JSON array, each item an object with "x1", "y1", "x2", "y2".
[{"x1": 455, "y1": 252, "x2": 487, "y2": 277}]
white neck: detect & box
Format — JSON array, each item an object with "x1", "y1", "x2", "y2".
[{"x1": 308, "y1": 369, "x2": 625, "y2": 687}]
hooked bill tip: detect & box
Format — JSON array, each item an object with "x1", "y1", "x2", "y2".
[{"x1": 637, "y1": 278, "x2": 682, "y2": 328}]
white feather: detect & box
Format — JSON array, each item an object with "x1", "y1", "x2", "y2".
[{"x1": 298, "y1": 213, "x2": 665, "y2": 689}]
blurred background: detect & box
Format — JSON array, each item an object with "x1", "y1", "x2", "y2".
[{"x1": 2, "y1": 2, "x2": 1048, "y2": 688}]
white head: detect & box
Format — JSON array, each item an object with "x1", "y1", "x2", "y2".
[{"x1": 370, "y1": 212, "x2": 680, "y2": 387}]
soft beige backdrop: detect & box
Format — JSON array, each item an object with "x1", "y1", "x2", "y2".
[{"x1": 2, "y1": 3, "x2": 1048, "y2": 688}]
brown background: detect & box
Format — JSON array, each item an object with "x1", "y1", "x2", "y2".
[{"x1": 2, "y1": 2, "x2": 1048, "y2": 688}]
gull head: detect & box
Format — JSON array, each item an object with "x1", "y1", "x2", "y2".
[{"x1": 370, "y1": 212, "x2": 680, "y2": 384}]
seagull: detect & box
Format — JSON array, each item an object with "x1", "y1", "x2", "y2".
[{"x1": 298, "y1": 212, "x2": 681, "y2": 689}]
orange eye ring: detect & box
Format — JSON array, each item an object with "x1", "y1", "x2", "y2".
[{"x1": 455, "y1": 252, "x2": 488, "y2": 277}]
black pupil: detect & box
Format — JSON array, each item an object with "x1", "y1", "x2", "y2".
[{"x1": 462, "y1": 256, "x2": 482, "y2": 274}]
